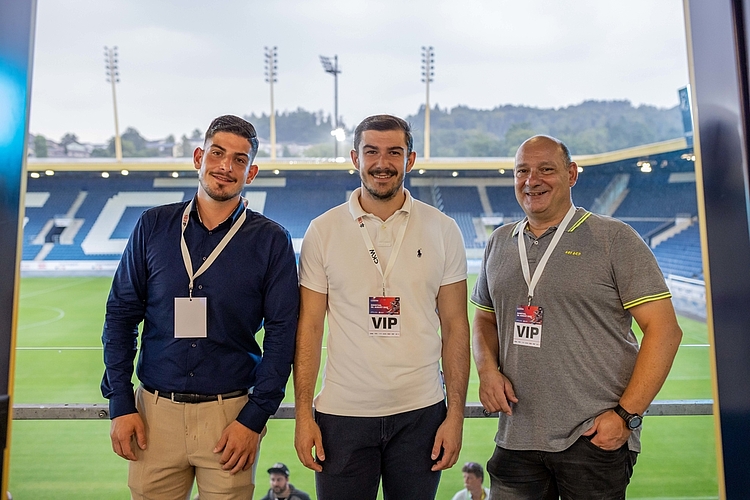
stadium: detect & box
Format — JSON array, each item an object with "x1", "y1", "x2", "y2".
[
  {"x1": 10, "y1": 0, "x2": 750, "y2": 497},
  {"x1": 10, "y1": 136, "x2": 717, "y2": 498}
]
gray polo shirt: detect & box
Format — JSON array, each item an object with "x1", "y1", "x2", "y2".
[{"x1": 471, "y1": 208, "x2": 671, "y2": 453}]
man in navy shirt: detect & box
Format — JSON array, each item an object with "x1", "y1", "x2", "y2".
[{"x1": 102, "y1": 115, "x2": 299, "y2": 499}]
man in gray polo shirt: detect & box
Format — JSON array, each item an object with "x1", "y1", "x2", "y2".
[{"x1": 471, "y1": 135, "x2": 683, "y2": 499}]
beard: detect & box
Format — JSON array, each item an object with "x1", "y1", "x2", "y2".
[
  {"x1": 361, "y1": 169, "x2": 404, "y2": 201},
  {"x1": 199, "y1": 173, "x2": 243, "y2": 202}
]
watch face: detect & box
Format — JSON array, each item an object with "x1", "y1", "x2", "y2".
[{"x1": 629, "y1": 415, "x2": 643, "y2": 429}]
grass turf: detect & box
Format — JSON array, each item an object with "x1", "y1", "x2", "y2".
[{"x1": 9, "y1": 277, "x2": 718, "y2": 499}]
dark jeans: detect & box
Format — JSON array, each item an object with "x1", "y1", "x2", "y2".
[
  {"x1": 487, "y1": 436, "x2": 638, "y2": 500},
  {"x1": 314, "y1": 400, "x2": 446, "y2": 500}
]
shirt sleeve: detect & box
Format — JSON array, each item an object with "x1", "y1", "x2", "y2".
[
  {"x1": 442, "y1": 217, "x2": 468, "y2": 286},
  {"x1": 298, "y1": 222, "x2": 328, "y2": 294},
  {"x1": 236, "y1": 226, "x2": 300, "y2": 432},
  {"x1": 101, "y1": 212, "x2": 149, "y2": 419},
  {"x1": 610, "y1": 223, "x2": 672, "y2": 309},
  {"x1": 470, "y1": 234, "x2": 496, "y2": 312}
]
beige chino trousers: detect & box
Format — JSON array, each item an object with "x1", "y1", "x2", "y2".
[{"x1": 128, "y1": 386, "x2": 262, "y2": 500}]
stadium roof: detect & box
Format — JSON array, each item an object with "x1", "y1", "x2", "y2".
[{"x1": 26, "y1": 137, "x2": 689, "y2": 173}]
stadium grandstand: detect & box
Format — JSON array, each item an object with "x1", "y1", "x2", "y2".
[
  {"x1": 15, "y1": 136, "x2": 715, "y2": 498},
  {"x1": 23, "y1": 136, "x2": 704, "y2": 317}
]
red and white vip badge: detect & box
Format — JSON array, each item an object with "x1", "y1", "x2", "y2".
[
  {"x1": 368, "y1": 296, "x2": 401, "y2": 337},
  {"x1": 513, "y1": 304, "x2": 543, "y2": 348}
]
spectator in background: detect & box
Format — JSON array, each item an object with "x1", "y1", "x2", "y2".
[
  {"x1": 101, "y1": 115, "x2": 299, "y2": 499},
  {"x1": 451, "y1": 462, "x2": 490, "y2": 500},
  {"x1": 259, "y1": 463, "x2": 312, "y2": 500}
]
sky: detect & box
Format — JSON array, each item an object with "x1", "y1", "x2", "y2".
[{"x1": 29, "y1": 0, "x2": 690, "y2": 144}]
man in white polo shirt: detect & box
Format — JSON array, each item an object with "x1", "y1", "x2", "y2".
[{"x1": 294, "y1": 114, "x2": 470, "y2": 499}]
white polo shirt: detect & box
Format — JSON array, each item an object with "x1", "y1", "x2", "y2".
[{"x1": 299, "y1": 188, "x2": 467, "y2": 416}]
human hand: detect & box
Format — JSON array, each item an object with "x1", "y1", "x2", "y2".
[
  {"x1": 213, "y1": 421, "x2": 260, "y2": 474},
  {"x1": 430, "y1": 415, "x2": 463, "y2": 471},
  {"x1": 294, "y1": 416, "x2": 325, "y2": 472},
  {"x1": 478, "y1": 369, "x2": 518, "y2": 416},
  {"x1": 582, "y1": 410, "x2": 631, "y2": 450},
  {"x1": 110, "y1": 413, "x2": 147, "y2": 461}
]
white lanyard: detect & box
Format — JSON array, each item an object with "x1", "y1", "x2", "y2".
[
  {"x1": 356, "y1": 210, "x2": 410, "y2": 297},
  {"x1": 517, "y1": 205, "x2": 576, "y2": 305},
  {"x1": 180, "y1": 200, "x2": 246, "y2": 298}
]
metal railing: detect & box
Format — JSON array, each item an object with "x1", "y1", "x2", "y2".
[{"x1": 12, "y1": 400, "x2": 714, "y2": 420}]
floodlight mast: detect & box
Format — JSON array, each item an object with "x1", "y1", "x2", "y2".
[
  {"x1": 104, "y1": 46, "x2": 123, "y2": 161},
  {"x1": 265, "y1": 46, "x2": 278, "y2": 160},
  {"x1": 421, "y1": 46, "x2": 434, "y2": 161},
  {"x1": 320, "y1": 55, "x2": 343, "y2": 158}
]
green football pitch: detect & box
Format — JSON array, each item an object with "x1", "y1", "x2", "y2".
[{"x1": 9, "y1": 277, "x2": 718, "y2": 499}]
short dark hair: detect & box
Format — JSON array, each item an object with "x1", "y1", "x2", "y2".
[
  {"x1": 353, "y1": 114, "x2": 413, "y2": 155},
  {"x1": 204, "y1": 115, "x2": 259, "y2": 162},
  {"x1": 558, "y1": 139, "x2": 572, "y2": 166},
  {"x1": 462, "y1": 462, "x2": 484, "y2": 481}
]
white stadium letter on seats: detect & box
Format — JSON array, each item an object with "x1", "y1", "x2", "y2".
[
  {"x1": 81, "y1": 192, "x2": 185, "y2": 255},
  {"x1": 243, "y1": 190, "x2": 267, "y2": 213}
]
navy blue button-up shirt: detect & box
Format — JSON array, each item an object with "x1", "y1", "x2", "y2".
[{"x1": 101, "y1": 198, "x2": 299, "y2": 432}]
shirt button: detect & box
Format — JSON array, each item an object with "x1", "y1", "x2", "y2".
[
  {"x1": 188, "y1": 372, "x2": 194, "y2": 377},
  {"x1": 381, "y1": 224, "x2": 386, "y2": 229},
  {"x1": 191, "y1": 343, "x2": 197, "y2": 348},
  {"x1": 202, "y1": 256, "x2": 207, "y2": 261},
  {"x1": 208, "y1": 231, "x2": 212, "y2": 235},
  {"x1": 198, "y1": 285, "x2": 203, "y2": 289},
  {"x1": 533, "y1": 240, "x2": 539, "y2": 245}
]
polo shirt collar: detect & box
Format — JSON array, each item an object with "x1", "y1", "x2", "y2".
[
  {"x1": 512, "y1": 207, "x2": 583, "y2": 238},
  {"x1": 347, "y1": 187, "x2": 413, "y2": 220}
]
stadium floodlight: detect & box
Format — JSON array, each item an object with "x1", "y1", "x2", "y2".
[
  {"x1": 320, "y1": 55, "x2": 342, "y2": 158},
  {"x1": 421, "y1": 46, "x2": 435, "y2": 160},
  {"x1": 264, "y1": 46, "x2": 278, "y2": 160},
  {"x1": 638, "y1": 160, "x2": 652, "y2": 173},
  {"x1": 331, "y1": 127, "x2": 346, "y2": 142},
  {"x1": 104, "y1": 46, "x2": 123, "y2": 161}
]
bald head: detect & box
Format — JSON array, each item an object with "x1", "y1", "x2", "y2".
[{"x1": 515, "y1": 135, "x2": 571, "y2": 167}]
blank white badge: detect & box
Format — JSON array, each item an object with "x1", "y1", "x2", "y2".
[{"x1": 174, "y1": 297, "x2": 208, "y2": 338}]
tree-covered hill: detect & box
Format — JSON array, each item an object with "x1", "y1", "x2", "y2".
[{"x1": 406, "y1": 100, "x2": 683, "y2": 156}]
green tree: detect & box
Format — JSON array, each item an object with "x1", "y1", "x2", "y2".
[
  {"x1": 303, "y1": 142, "x2": 335, "y2": 157},
  {"x1": 33, "y1": 135, "x2": 48, "y2": 158},
  {"x1": 503, "y1": 122, "x2": 537, "y2": 156},
  {"x1": 180, "y1": 135, "x2": 193, "y2": 157},
  {"x1": 121, "y1": 127, "x2": 147, "y2": 151},
  {"x1": 245, "y1": 108, "x2": 339, "y2": 144},
  {"x1": 90, "y1": 147, "x2": 111, "y2": 157},
  {"x1": 190, "y1": 128, "x2": 202, "y2": 140},
  {"x1": 60, "y1": 133, "x2": 78, "y2": 154},
  {"x1": 464, "y1": 131, "x2": 504, "y2": 157}
]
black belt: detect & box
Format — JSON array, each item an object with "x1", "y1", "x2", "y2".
[{"x1": 141, "y1": 384, "x2": 247, "y2": 404}]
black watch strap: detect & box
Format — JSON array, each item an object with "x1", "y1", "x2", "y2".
[{"x1": 614, "y1": 404, "x2": 643, "y2": 430}]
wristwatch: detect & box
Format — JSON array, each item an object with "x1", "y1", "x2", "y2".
[{"x1": 614, "y1": 404, "x2": 643, "y2": 430}]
